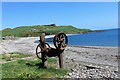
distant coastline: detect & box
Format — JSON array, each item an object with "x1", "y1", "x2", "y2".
[
  {"x1": 0, "y1": 24, "x2": 94, "y2": 37},
  {"x1": 1, "y1": 24, "x2": 117, "y2": 38}
]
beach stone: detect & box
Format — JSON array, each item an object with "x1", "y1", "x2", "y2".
[
  {"x1": 68, "y1": 73, "x2": 72, "y2": 76},
  {"x1": 64, "y1": 66, "x2": 119, "y2": 78}
]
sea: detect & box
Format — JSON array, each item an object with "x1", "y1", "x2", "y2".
[{"x1": 46, "y1": 28, "x2": 119, "y2": 47}]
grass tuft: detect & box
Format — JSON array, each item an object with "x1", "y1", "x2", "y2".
[
  {"x1": 1, "y1": 52, "x2": 32, "y2": 61},
  {"x1": 2, "y1": 58, "x2": 68, "y2": 78}
]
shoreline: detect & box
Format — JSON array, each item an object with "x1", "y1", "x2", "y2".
[
  {"x1": 68, "y1": 45, "x2": 119, "y2": 48},
  {"x1": 1, "y1": 33, "x2": 118, "y2": 48},
  {"x1": 1, "y1": 37, "x2": 119, "y2": 78},
  {"x1": 45, "y1": 33, "x2": 118, "y2": 47},
  {"x1": 1, "y1": 37, "x2": 118, "y2": 66},
  {"x1": 1, "y1": 37, "x2": 118, "y2": 54},
  {"x1": 45, "y1": 33, "x2": 77, "y2": 38}
]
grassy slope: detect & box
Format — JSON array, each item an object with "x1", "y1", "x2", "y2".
[
  {"x1": 1, "y1": 25, "x2": 91, "y2": 37},
  {"x1": 1, "y1": 52, "x2": 32, "y2": 61},
  {"x1": 2, "y1": 59, "x2": 68, "y2": 78},
  {"x1": 1, "y1": 52, "x2": 68, "y2": 78}
]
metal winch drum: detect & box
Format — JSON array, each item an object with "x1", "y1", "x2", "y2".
[{"x1": 36, "y1": 32, "x2": 68, "y2": 68}]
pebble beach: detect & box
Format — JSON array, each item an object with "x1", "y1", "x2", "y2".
[{"x1": 0, "y1": 36, "x2": 119, "y2": 78}]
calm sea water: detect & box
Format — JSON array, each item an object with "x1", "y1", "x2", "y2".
[{"x1": 46, "y1": 29, "x2": 119, "y2": 47}]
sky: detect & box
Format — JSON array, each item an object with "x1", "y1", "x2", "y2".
[
  {"x1": 1, "y1": 0, "x2": 120, "y2": 2},
  {"x1": 2, "y1": 2, "x2": 118, "y2": 30}
]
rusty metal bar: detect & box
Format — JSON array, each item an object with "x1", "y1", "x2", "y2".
[
  {"x1": 40, "y1": 33, "x2": 47, "y2": 68},
  {"x1": 58, "y1": 53, "x2": 63, "y2": 68}
]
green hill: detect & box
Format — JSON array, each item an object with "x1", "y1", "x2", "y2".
[{"x1": 1, "y1": 25, "x2": 92, "y2": 37}]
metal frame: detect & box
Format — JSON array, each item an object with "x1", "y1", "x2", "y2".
[{"x1": 36, "y1": 32, "x2": 68, "y2": 68}]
